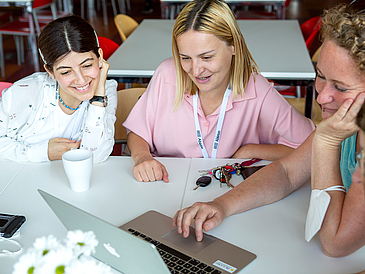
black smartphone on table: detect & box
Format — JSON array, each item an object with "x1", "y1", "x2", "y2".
[{"x1": 0, "y1": 213, "x2": 26, "y2": 238}]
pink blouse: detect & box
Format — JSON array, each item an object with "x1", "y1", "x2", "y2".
[{"x1": 123, "y1": 58, "x2": 315, "y2": 158}]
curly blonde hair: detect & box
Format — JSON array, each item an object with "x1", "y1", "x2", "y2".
[{"x1": 320, "y1": 4, "x2": 365, "y2": 71}]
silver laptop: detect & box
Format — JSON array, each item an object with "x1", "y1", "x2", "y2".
[{"x1": 38, "y1": 189, "x2": 256, "y2": 274}]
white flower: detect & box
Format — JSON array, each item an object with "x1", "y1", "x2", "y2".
[
  {"x1": 35, "y1": 247, "x2": 73, "y2": 274},
  {"x1": 13, "y1": 230, "x2": 109, "y2": 274},
  {"x1": 65, "y1": 230, "x2": 98, "y2": 257},
  {"x1": 33, "y1": 234, "x2": 61, "y2": 256},
  {"x1": 12, "y1": 249, "x2": 42, "y2": 274},
  {"x1": 66, "y1": 256, "x2": 112, "y2": 274}
]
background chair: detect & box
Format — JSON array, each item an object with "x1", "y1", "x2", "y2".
[
  {"x1": 112, "y1": 87, "x2": 146, "y2": 155},
  {"x1": 0, "y1": 0, "x2": 56, "y2": 78},
  {"x1": 0, "y1": 81, "x2": 12, "y2": 97},
  {"x1": 30, "y1": 0, "x2": 71, "y2": 25},
  {"x1": 301, "y1": 16, "x2": 322, "y2": 51},
  {"x1": 235, "y1": 0, "x2": 291, "y2": 20},
  {"x1": 20, "y1": 0, "x2": 58, "y2": 35},
  {"x1": 114, "y1": 14, "x2": 138, "y2": 42},
  {"x1": 97, "y1": 36, "x2": 119, "y2": 60}
]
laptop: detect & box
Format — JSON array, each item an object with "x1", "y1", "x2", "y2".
[{"x1": 38, "y1": 189, "x2": 256, "y2": 274}]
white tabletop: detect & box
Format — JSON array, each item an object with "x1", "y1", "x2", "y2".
[
  {"x1": 2, "y1": 157, "x2": 365, "y2": 274},
  {"x1": 0, "y1": 156, "x2": 191, "y2": 272},
  {"x1": 0, "y1": 160, "x2": 27, "y2": 194},
  {"x1": 183, "y1": 158, "x2": 365, "y2": 274},
  {"x1": 108, "y1": 19, "x2": 315, "y2": 81}
]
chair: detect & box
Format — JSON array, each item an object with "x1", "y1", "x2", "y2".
[
  {"x1": 97, "y1": 36, "x2": 119, "y2": 60},
  {"x1": 0, "y1": 81, "x2": 12, "y2": 97},
  {"x1": 235, "y1": 0, "x2": 291, "y2": 20},
  {"x1": 301, "y1": 16, "x2": 322, "y2": 51},
  {"x1": 114, "y1": 14, "x2": 138, "y2": 42},
  {"x1": 0, "y1": 0, "x2": 55, "y2": 78},
  {"x1": 20, "y1": 0, "x2": 58, "y2": 35},
  {"x1": 112, "y1": 87, "x2": 146, "y2": 155},
  {"x1": 311, "y1": 45, "x2": 322, "y2": 64},
  {"x1": 29, "y1": 0, "x2": 71, "y2": 25}
]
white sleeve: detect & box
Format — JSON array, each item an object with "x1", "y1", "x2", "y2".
[
  {"x1": 0, "y1": 85, "x2": 50, "y2": 162},
  {"x1": 80, "y1": 80, "x2": 118, "y2": 163}
]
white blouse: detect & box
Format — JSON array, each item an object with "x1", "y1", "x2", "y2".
[{"x1": 0, "y1": 72, "x2": 118, "y2": 163}]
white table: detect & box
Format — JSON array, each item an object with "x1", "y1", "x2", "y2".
[
  {"x1": 0, "y1": 160, "x2": 27, "y2": 195},
  {"x1": 2, "y1": 157, "x2": 365, "y2": 274},
  {"x1": 183, "y1": 158, "x2": 365, "y2": 274},
  {"x1": 160, "y1": 0, "x2": 287, "y2": 19},
  {"x1": 108, "y1": 19, "x2": 315, "y2": 117},
  {"x1": 0, "y1": 157, "x2": 192, "y2": 272}
]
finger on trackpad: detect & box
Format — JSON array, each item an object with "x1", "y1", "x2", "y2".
[{"x1": 162, "y1": 227, "x2": 215, "y2": 254}]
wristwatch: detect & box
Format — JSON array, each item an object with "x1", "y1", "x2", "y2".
[{"x1": 89, "y1": 95, "x2": 107, "y2": 107}]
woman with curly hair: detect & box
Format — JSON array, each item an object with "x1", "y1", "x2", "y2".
[{"x1": 174, "y1": 3, "x2": 365, "y2": 257}]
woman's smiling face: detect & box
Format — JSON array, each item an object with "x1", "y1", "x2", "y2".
[
  {"x1": 176, "y1": 29, "x2": 235, "y2": 96},
  {"x1": 49, "y1": 49, "x2": 102, "y2": 107},
  {"x1": 315, "y1": 39, "x2": 365, "y2": 120}
]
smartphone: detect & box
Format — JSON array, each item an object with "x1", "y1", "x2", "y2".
[{"x1": 0, "y1": 213, "x2": 26, "y2": 238}]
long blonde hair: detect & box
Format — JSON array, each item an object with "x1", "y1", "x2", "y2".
[{"x1": 172, "y1": 0, "x2": 259, "y2": 109}]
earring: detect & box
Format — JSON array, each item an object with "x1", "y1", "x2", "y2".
[{"x1": 100, "y1": 62, "x2": 102, "y2": 67}]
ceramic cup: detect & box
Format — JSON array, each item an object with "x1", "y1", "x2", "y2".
[{"x1": 62, "y1": 149, "x2": 93, "y2": 192}]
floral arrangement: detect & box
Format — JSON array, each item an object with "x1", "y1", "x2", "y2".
[{"x1": 13, "y1": 230, "x2": 112, "y2": 274}]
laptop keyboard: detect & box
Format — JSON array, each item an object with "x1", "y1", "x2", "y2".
[{"x1": 127, "y1": 228, "x2": 222, "y2": 274}]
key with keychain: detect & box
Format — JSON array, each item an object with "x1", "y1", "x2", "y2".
[{"x1": 194, "y1": 158, "x2": 263, "y2": 190}]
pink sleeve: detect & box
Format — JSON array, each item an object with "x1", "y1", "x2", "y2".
[{"x1": 256, "y1": 77, "x2": 315, "y2": 148}]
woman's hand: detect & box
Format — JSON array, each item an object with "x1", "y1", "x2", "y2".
[
  {"x1": 133, "y1": 154, "x2": 169, "y2": 183},
  {"x1": 48, "y1": 138, "x2": 81, "y2": 161},
  {"x1": 95, "y1": 59, "x2": 109, "y2": 96},
  {"x1": 127, "y1": 132, "x2": 169, "y2": 183},
  {"x1": 173, "y1": 200, "x2": 228, "y2": 242},
  {"x1": 315, "y1": 93, "x2": 365, "y2": 148}
]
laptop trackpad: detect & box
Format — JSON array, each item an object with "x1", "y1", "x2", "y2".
[{"x1": 162, "y1": 227, "x2": 215, "y2": 254}]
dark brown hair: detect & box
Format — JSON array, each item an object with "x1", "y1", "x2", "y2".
[{"x1": 38, "y1": 15, "x2": 99, "y2": 72}]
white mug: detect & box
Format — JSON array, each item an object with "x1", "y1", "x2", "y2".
[{"x1": 62, "y1": 149, "x2": 93, "y2": 192}]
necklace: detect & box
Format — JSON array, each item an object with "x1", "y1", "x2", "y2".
[{"x1": 56, "y1": 84, "x2": 82, "y2": 111}]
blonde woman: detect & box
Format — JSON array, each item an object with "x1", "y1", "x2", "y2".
[{"x1": 124, "y1": 0, "x2": 314, "y2": 183}]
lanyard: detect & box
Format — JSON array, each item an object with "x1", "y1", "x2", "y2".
[{"x1": 193, "y1": 86, "x2": 231, "y2": 158}]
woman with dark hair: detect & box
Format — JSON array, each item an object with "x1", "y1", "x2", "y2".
[{"x1": 0, "y1": 16, "x2": 117, "y2": 163}]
